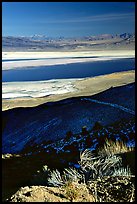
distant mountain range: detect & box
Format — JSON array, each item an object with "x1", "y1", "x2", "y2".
[
  {"x1": 2, "y1": 33, "x2": 135, "y2": 51},
  {"x1": 3, "y1": 32, "x2": 135, "y2": 40}
]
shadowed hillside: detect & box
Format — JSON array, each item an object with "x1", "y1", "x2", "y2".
[{"x1": 2, "y1": 83, "x2": 135, "y2": 154}]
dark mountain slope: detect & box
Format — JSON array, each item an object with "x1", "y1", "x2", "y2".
[{"x1": 2, "y1": 83, "x2": 135, "y2": 154}]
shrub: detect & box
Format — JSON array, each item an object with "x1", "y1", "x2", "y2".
[
  {"x1": 63, "y1": 181, "x2": 79, "y2": 201},
  {"x1": 98, "y1": 139, "x2": 134, "y2": 157},
  {"x1": 112, "y1": 166, "x2": 132, "y2": 176},
  {"x1": 66, "y1": 131, "x2": 73, "y2": 140},
  {"x1": 48, "y1": 169, "x2": 65, "y2": 187},
  {"x1": 85, "y1": 135, "x2": 93, "y2": 148},
  {"x1": 47, "y1": 140, "x2": 135, "y2": 202},
  {"x1": 48, "y1": 167, "x2": 83, "y2": 187},
  {"x1": 79, "y1": 149, "x2": 122, "y2": 182},
  {"x1": 48, "y1": 143, "x2": 129, "y2": 186},
  {"x1": 92, "y1": 121, "x2": 103, "y2": 131},
  {"x1": 81, "y1": 126, "x2": 89, "y2": 136}
]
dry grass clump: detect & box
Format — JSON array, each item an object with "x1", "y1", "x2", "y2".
[
  {"x1": 63, "y1": 181, "x2": 80, "y2": 201},
  {"x1": 48, "y1": 140, "x2": 135, "y2": 186},
  {"x1": 62, "y1": 181, "x2": 95, "y2": 202},
  {"x1": 48, "y1": 167, "x2": 84, "y2": 187},
  {"x1": 47, "y1": 139, "x2": 135, "y2": 202},
  {"x1": 98, "y1": 139, "x2": 134, "y2": 157},
  {"x1": 48, "y1": 148, "x2": 123, "y2": 187}
]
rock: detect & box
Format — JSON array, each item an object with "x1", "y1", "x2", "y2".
[
  {"x1": 8, "y1": 186, "x2": 68, "y2": 202},
  {"x1": 8, "y1": 183, "x2": 95, "y2": 202},
  {"x1": 2, "y1": 153, "x2": 21, "y2": 159}
]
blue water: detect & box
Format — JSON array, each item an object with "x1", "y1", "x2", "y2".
[{"x1": 2, "y1": 58, "x2": 135, "y2": 82}]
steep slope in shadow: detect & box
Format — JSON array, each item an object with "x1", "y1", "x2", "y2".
[{"x1": 2, "y1": 83, "x2": 135, "y2": 154}]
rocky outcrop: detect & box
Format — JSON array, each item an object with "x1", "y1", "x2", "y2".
[
  {"x1": 8, "y1": 183, "x2": 95, "y2": 202},
  {"x1": 7, "y1": 175, "x2": 135, "y2": 202}
]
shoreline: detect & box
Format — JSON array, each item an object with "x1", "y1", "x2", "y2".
[
  {"x1": 2, "y1": 50, "x2": 135, "y2": 59},
  {"x1": 2, "y1": 70, "x2": 135, "y2": 111},
  {"x1": 2, "y1": 50, "x2": 135, "y2": 70}
]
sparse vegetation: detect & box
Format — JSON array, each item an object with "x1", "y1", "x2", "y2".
[
  {"x1": 3, "y1": 117, "x2": 135, "y2": 202},
  {"x1": 63, "y1": 181, "x2": 80, "y2": 201},
  {"x1": 98, "y1": 139, "x2": 134, "y2": 157},
  {"x1": 47, "y1": 139, "x2": 135, "y2": 202}
]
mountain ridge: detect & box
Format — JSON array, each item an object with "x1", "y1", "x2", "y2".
[{"x1": 2, "y1": 33, "x2": 135, "y2": 51}]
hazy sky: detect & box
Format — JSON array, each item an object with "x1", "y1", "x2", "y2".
[{"x1": 2, "y1": 2, "x2": 135, "y2": 37}]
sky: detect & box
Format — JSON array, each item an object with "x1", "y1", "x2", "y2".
[{"x1": 2, "y1": 2, "x2": 135, "y2": 37}]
